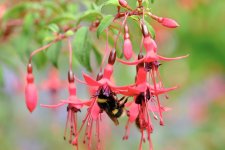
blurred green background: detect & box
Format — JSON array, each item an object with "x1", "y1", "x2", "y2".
[{"x1": 0, "y1": 0, "x2": 225, "y2": 150}]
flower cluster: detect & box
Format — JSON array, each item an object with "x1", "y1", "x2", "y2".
[{"x1": 24, "y1": 0, "x2": 188, "y2": 150}]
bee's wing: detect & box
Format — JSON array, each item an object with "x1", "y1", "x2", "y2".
[{"x1": 105, "y1": 110, "x2": 119, "y2": 126}]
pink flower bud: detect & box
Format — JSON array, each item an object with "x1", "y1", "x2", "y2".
[
  {"x1": 159, "y1": 18, "x2": 179, "y2": 28},
  {"x1": 25, "y1": 81, "x2": 38, "y2": 113},
  {"x1": 123, "y1": 38, "x2": 133, "y2": 60},
  {"x1": 118, "y1": 0, "x2": 128, "y2": 8},
  {"x1": 25, "y1": 64, "x2": 38, "y2": 113}
]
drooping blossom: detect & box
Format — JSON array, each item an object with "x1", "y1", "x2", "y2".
[
  {"x1": 117, "y1": 23, "x2": 188, "y2": 66},
  {"x1": 25, "y1": 63, "x2": 38, "y2": 113},
  {"x1": 40, "y1": 68, "x2": 66, "y2": 104},
  {"x1": 120, "y1": 54, "x2": 174, "y2": 150},
  {"x1": 41, "y1": 70, "x2": 91, "y2": 149},
  {"x1": 40, "y1": 67, "x2": 66, "y2": 93}
]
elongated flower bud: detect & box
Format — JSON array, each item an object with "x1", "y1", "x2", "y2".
[
  {"x1": 118, "y1": 0, "x2": 128, "y2": 8},
  {"x1": 123, "y1": 39, "x2": 133, "y2": 60},
  {"x1": 108, "y1": 49, "x2": 116, "y2": 65},
  {"x1": 25, "y1": 64, "x2": 38, "y2": 113},
  {"x1": 158, "y1": 17, "x2": 179, "y2": 28},
  {"x1": 150, "y1": 14, "x2": 179, "y2": 28},
  {"x1": 123, "y1": 25, "x2": 133, "y2": 60}
]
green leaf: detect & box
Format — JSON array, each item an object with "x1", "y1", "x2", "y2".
[
  {"x1": 50, "y1": 13, "x2": 76, "y2": 23},
  {"x1": 23, "y1": 13, "x2": 35, "y2": 35},
  {"x1": 142, "y1": 0, "x2": 149, "y2": 8},
  {"x1": 32, "y1": 51, "x2": 47, "y2": 69},
  {"x1": 2, "y1": 2, "x2": 28, "y2": 20},
  {"x1": 47, "y1": 24, "x2": 60, "y2": 33},
  {"x1": 76, "y1": 10, "x2": 102, "y2": 25},
  {"x1": 42, "y1": 1, "x2": 64, "y2": 14},
  {"x1": 73, "y1": 27, "x2": 92, "y2": 71},
  {"x1": 100, "y1": 0, "x2": 119, "y2": 9},
  {"x1": 144, "y1": 20, "x2": 156, "y2": 39},
  {"x1": 3, "y1": 2, "x2": 42, "y2": 20},
  {"x1": 46, "y1": 41, "x2": 62, "y2": 67},
  {"x1": 91, "y1": 44, "x2": 102, "y2": 65},
  {"x1": 97, "y1": 15, "x2": 114, "y2": 38}
]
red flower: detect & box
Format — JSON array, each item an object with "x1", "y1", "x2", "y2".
[
  {"x1": 41, "y1": 70, "x2": 91, "y2": 148},
  {"x1": 66, "y1": 73, "x2": 105, "y2": 150},
  {"x1": 25, "y1": 63, "x2": 38, "y2": 113},
  {"x1": 40, "y1": 67, "x2": 66, "y2": 94},
  {"x1": 117, "y1": 39, "x2": 188, "y2": 65},
  {"x1": 124, "y1": 101, "x2": 170, "y2": 150}
]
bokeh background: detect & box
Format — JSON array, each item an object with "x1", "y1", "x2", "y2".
[{"x1": 0, "y1": 0, "x2": 225, "y2": 150}]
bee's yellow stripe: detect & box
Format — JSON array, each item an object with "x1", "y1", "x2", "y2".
[
  {"x1": 97, "y1": 98, "x2": 107, "y2": 103},
  {"x1": 112, "y1": 109, "x2": 118, "y2": 115}
]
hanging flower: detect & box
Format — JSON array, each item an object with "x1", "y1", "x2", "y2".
[
  {"x1": 25, "y1": 63, "x2": 38, "y2": 113},
  {"x1": 41, "y1": 70, "x2": 91, "y2": 149},
  {"x1": 40, "y1": 67, "x2": 66, "y2": 94}
]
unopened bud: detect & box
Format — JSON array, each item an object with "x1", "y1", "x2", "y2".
[
  {"x1": 27, "y1": 63, "x2": 32, "y2": 74},
  {"x1": 159, "y1": 18, "x2": 179, "y2": 28},
  {"x1": 108, "y1": 49, "x2": 116, "y2": 65},
  {"x1": 119, "y1": 0, "x2": 128, "y2": 8},
  {"x1": 123, "y1": 39, "x2": 133, "y2": 60},
  {"x1": 68, "y1": 70, "x2": 74, "y2": 83},
  {"x1": 96, "y1": 72, "x2": 103, "y2": 81},
  {"x1": 25, "y1": 82, "x2": 38, "y2": 113},
  {"x1": 141, "y1": 23, "x2": 149, "y2": 38}
]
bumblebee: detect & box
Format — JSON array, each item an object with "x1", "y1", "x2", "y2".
[
  {"x1": 95, "y1": 86, "x2": 128, "y2": 125},
  {"x1": 135, "y1": 87, "x2": 151, "y2": 105}
]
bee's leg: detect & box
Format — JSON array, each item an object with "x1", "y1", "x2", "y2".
[
  {"x1": 91, "y1": 94, "x2": 98, "y2": 99},
  {"x1": 120, "y1": 97, "x2": 128, "y2": 107},
  {"x1": 118, "y1": 96, "x2": 125, "y2": 102}
]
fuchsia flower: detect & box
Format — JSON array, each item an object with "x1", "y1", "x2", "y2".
[
  {"x1": 65, "y1": 50, "x2": 132, "y2": 149},
  {"x1": 64, "y1": 72, "x2": 104, "y2": 150},
  {"x1": 41, "y1": 70, "x2": 91, "y2": 149},
  {"x1": 120, "y1": 54, "x2": 175, "y2": 150},
  {"x1": 25, "y1": 63, "x2": 38, "y2": 113},
  {"x1": 24, "y1": 2, "x2": 187, "y2": 149},
  {"x1": 117, "y1": 24, "x2": 188, "y2": 66},
  {"x1": 40, "y1": 67, "x2": 66, "y2": 94}
]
